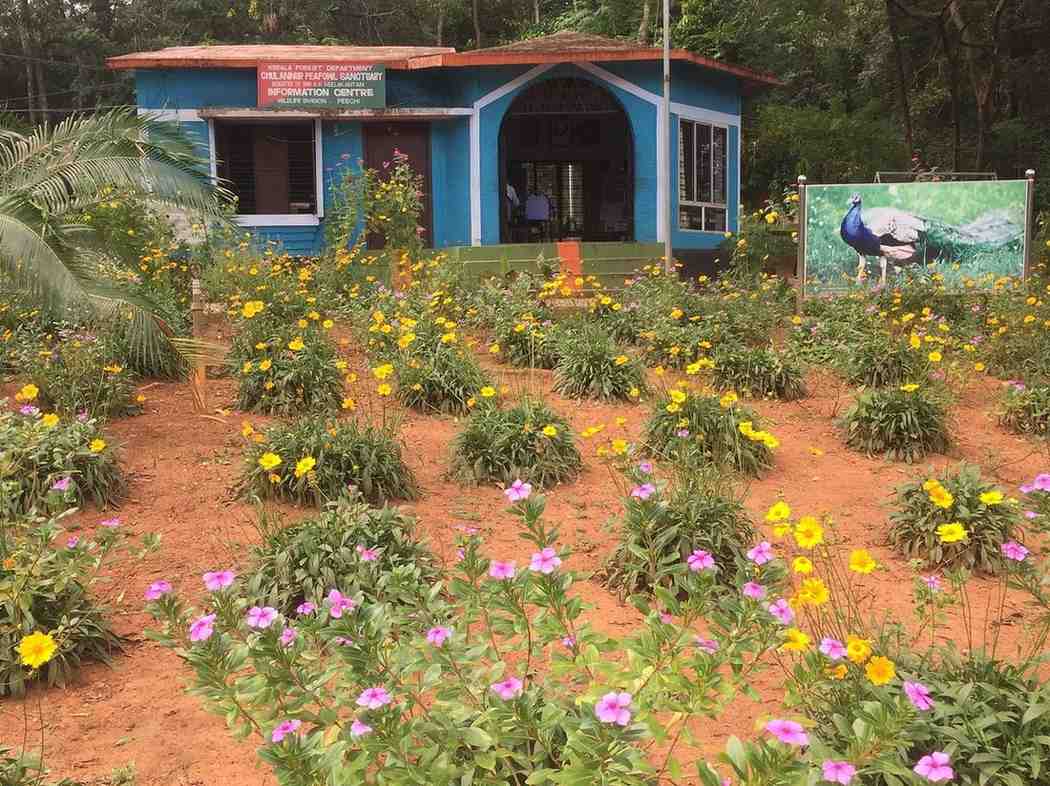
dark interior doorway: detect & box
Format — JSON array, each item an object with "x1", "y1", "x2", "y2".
[
  {"x1": 363, "y1": 122, "x2": 433, "y2": 248},
  {"x1": 499, "y1": 77, "x2": 633, "y2": 244}
]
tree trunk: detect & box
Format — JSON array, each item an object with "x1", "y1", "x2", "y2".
[
  {"x1": 34, "y1": 61, "x2": 49, "y2": 117},
  {"x1": 435, "y1": 1, "x2": 445, "y2": 45},
  {"x1": 938, "y1": 20, "x2": 961, "y2": 171},
  {"x1": 15, "y1": 0, "x2": 37, "y2": 124},
  {"x1": 638, "y1": 0, "x2": 651, "y2": 44},
  {"x1": 885, "y1": 0, "x2": 914, "y2": 154},
  {"x1": 534, "y1": 0, "x2": 540, "y2": 25},
  {"x1": 472, "y1": 0, "x2": 482, "y2": 48}
]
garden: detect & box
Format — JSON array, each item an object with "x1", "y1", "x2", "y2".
[{"x1": 2, "y1": 115, "x2": 1050, "y2": 786}]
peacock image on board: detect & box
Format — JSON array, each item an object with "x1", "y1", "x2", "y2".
[{"x1": 802, "y1": 180, "x2": 1028, "y2": 295}]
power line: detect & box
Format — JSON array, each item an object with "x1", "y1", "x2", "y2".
[
  {"x1": 0, "y1": 50, "x2": 116, "y2": 72},
  {"x1": 3, "y1": 104, "x2": 134, "y2": 114},
  {"x1": 1, "y1": 82, "x2": 127, "y2": 106}
]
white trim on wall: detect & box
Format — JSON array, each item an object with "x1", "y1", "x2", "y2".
[
  {"x1": 198, "y1": 107, "x2": 474, "y2": 119},
  {"x1": 207, "y1": 119, "x2": 217, "y2": 182},
  {"x1": 671, "y1": 102, "x2": 740, "y2": 129},
  {"x1": 234, "y1": 214, "x2": 320, "y2": 227},
  {"x1": 314, "y1": 118, "x2": 325, "y2": 219},
  {"x1": 137, "y1": 107, "x2": 203, "y2": 122}
]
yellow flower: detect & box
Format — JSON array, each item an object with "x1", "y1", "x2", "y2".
[
  {"x1": 979, "y1": 490, "x2": 1003, "y2": 505},
  {"x1": 258, "y1": 452, "x2": 282, "y2": 471},
  {"x1": 781, "y1": 628, "x2": 811, "y2": 652},
  {"x1": 241, "y1": 300, "x2": 265, "y2": 318},
  {"x1": 322, "y1": 319, "x2": 334, "y2": 329},
  {"x1": 937, "y1": 522, "x2": 968, "y2": 544},
  {"x1": 614, "y1": 355, "x2": 629, "y2": 366},
  {"x1": 241, "y1": 421, "x2": 254, "y2": 438},
  {"x1": 480, "y1": 386, "x2": 497, "y2": 398},
  {"x1": 665, "y1": 402, "x2": 681, "y2": 413},
  {"x1": 298, "y1": 319, "x2": 308, "y2": 328},
  {"x1": 17, "y1": 631, "x2": 57, "y2": 669},
  {"x1": 373, "y1": 363, "x2": 394, "y2": 380},
  {"x1": 342, "y1": 397, "x2": 356, "y2": 411},
  {"x1": 719, "y1": 391, "x2": 738, "y2": 408},
  {"x1": 826, "y1": 663, "x2": 848, "y2": 680},
  {"x1": 974, "y1": 362, "x2": 985, "y2": 372},
  {"x1": 848, "y1": 549, "x2": 877, "y2": 574},
  {"x1": 242, "y1": 361, "x2": 254, "y2": 374},
  {"x1": 797, "y1": 577, "x2": 829, "y2": 607},
  {"x1": 288, "y1": 337, "x2": 305, "y2": 352},
  {"x1": 900, "y1": 383, "x2": 919, "y2": 392},
  {"x1": 542, "y1": 424, "x2": 558, "y2": 437},
  {"x1": 792, "y1": 556, "x2": 813, "y2": 574},
  {"x1": 259, "y1": 359, "x2": 272, "y2": 371},
  {"x1": 489, "y1": 343, "x2": 501, "y2": 354},
  {"x1": 611, "y1": 438, "x2": 628, "y2": 455},
  {"x1": 928, "y1": 350, "x2": 942, "y2": 363},
  {"x1": 102, "y1": 364, "x2": 124, "y2": 374},
  {"x1": 846, "y1": 635, "x2": 872, "y2": 664},
  {"x1": 89, "y1": 438, "x2": 106, "y2": 453},
  {"x1": 41, "y1": 413, "x2": 59, "y2": 428},
  {"x1": 397, "y1": 333, "x2": 416, "y2": 349},
  {"x1": 16, "y1": 383, "x2": 38, "y2": 402},
  {"x1": 628, "y1": 387, "x2": 640, "y2": 398},
  {"x1": 765, "y1": 501, "x2": 791, "y2": 522},
  {"x1": 793, "y1": 516, "x2": 824, "y2": 549},
  {"x1": 377, "y1": 383, "x2": 392, "y2": 397},
  {"x1": 669, "y1": 389, "x2": 687, "y2": 404},
  {"x1": 927, "y1": 485, "x2": 954, "y2": 509},
  {"x1": 909, "y1": 334, "x2": 921, "y2": 350},
  {"x1": 294, "y1": 456, "x2": 316, "y2": 478},
  {"x1": 865, "y1": 655, "x2": 896, "y2": 686}
]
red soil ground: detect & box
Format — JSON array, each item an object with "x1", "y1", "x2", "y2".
[{"x1": 1, "y1": 346, "x2": 1046, "y2": 785}]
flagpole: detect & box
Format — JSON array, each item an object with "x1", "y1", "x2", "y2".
[{"x1": 662, "y1": 0, "x2": 672, "y2": 275}]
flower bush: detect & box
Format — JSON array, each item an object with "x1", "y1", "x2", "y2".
[
  {"x1": 395, "y1": 345, "x2": 491, "y2": 416},
  {"x1": 492, "y1": 314, "x2": 563, "y2": 369},
  {"x1": 842, "y1": 385, "x2": 951, "y2": 463},
  {"x1": 0, "y1": 402, "x2": 124, "y2": 515},
  {"x1": 846, "y1": 331, "x2": 932, "y2": 389},
  {"x1": 450, "y1": 398, "x2": 582, "y2": 487},
  {"x1": 998, "y1": 382, "x2": 1049, "y2": 437},
  {"x1": 552, "y1": 326, "x2": 647, "y2": 403},
  {"x1": 245, "y1": 493, "x2": 437, "y2": 615},
  {"x1": 239, "y1": 417, "x2": 418, "y2": 506},
  {"x1": 888, "y1": 464, "x2": 1021, "y2": 573},
  {"x1": 712, "y1": 344, "x2": 806, "y2": 400},
  {"x1": 644, "y1": 387, "x2": 776, "y2": 477},
  {"x1": 25, "y1": 336, "x2": 140, "y2": 420}
]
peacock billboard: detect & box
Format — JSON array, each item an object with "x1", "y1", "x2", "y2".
[{"x1": 800, "y1": 180, "x2": 1030, "y2": 296}]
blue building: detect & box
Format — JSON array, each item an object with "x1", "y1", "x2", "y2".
[{"x1": 108, "y1": 32, "x2": 778, "y2": 263}]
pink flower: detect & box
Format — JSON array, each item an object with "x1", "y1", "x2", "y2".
[
  {"x1": 687, "y1": 549, "x2": 715, "y2": 572},
  {"x1": 189, "y1": 613, "x2": 216, "y2": 642},
  {"x1": 19, "y1": 405, "x2": 39, "y2": 416},
  {"x1": 904, "y1": 681, "x2": 934, "y2": 711},
  {"x1": 638, "y1": 461, "x2": 654, "y2": 474},
  {"x1": 1032, "y1": 473, "x2": 1050, "y2": 491},
  {"x1": 350, "y1": 719, "x2": 373, "y2": 739},
  {"x1": 280, "y1": 627, "x2": 298, "y2": 647},
  {"x1": 1001, "y1": 541, "x2": 1028, "y2": 562},
  {"x1": 327, "y1": 589, "x2": 357, "y2": 618},
  {"x1": 51, "y1": 477, "x2": 71, "y2": 492},
  {"x1": 675, "y1": 428, "x2": 690, "y2": 438},
  {"x1": 822, "y1": 760, "x2": 856, "y2": 784},
  {"x1": 144, "y1": 580, "x2": 172, "y2": 601},
  {"x1": 594, "y1": 691, "x2": 632, "y2": 725},
  {"x1": 203, "y1": 570, "x2": 235, "y2": 591},
  {"x1": 426, "y1": 626, "x2": 452, "y2": 646},
  {"x1": 504, "y1": 479, "x2": 533, "y2": 502},
  {"x1": 296, "y1": 601, "x2": 316, "y2": 615},
  {"x1": 747, "y1": 541, "x2": 774, "y2": 565},
  {"x1": 1024, "y1": 510, "x2": 1038, "y2": 519},
  {"x1": 246, "y1": 606, "x2": 279, "y2": 629},
  {"x1": 765, "y1": 718, "x2": 808, "y2": 746},
  {"x1": 819, "y1": 638, "x2": 846, "y2": 660},
  {"x1": 356, "y1": 545, "x2": 379, "y2": 562},
  {"x1": 66, "y1": 536, "x2": 79, "y2": 548},
  {"x1": 529, "y1": 547, "x2": 562, "y2": 574},
  {"x1": 489, "y1": 560, "x2": 516, "y2": 580},
  {"x1": 767, "y1": 598, "x2": 794, "y2": 625},
  {"x1": 742, "y1": 581, "x2": 766, "y2": 600},
  {"x1": 490, "y1": 676, "x2": 523, "y2": 700},
  {"x1": 922, "y1": 575, "x2": 942, "y2": 592},
  {"x1": 631, "y1": 483, "x2": 656, "y2": 500},
  {"x1": 333, "y1": 636, "x2": 354, "y2": 646},
  {"x1": 356, "y1": 686, "x2": 392, "y2": 710},
  {"x1": 659, "y1": 611, "x2": 674, "y2": 624},
  {"x1": 99, "y1": 517, "x2": 121, "y2": 528},
  {"x1": 914, "y1": 751, "x2": 954, "y2": 782},
  {"x1": 270, "y1": 719, "x2": 302, "y2": 743},
  {"x1": 561, "y1": 635, "x2": 576, "y2": 648},
  {"x1": 694, "y1": 636, "x2": 719, "y2": 654}
]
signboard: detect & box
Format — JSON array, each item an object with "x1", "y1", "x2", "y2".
[
  {"x1": 800, "y1": 179, "x2": 1030, "y2": 296},
  {"x1": 258, "y1": 62, "x2": 386, "y2": 110}
]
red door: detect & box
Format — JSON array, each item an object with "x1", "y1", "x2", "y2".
[{"x1": 363, "y1": 122, "x2": 432, "y2": 248}]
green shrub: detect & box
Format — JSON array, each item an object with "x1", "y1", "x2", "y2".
[
  {"x1": 26, "y1": 337, "x2": 140, "y2": 420},
  {"x1": 396, "y1": 345, "x2": 491, "y2": 415},
  {"x1": 846, "y1": 331, "x2": 930, "y2": 388},
  {"x1": 240, "y1": 417, "x2": 418, "y2": 506},
  {"x1": 842, "y1": 385, "x2": 950, "y2": 463},
  {"x1": 0, "y1": 404, "x2": 125, "y2": 515},
  {"x1": 552, "y1": 328, "x2": 647, "y2": 402},
  {"x1": 638, "y1": 320, "x2": 717, "y2": 369},
  {"x1": 644, "y1": 389, "x2": 776, "y2": 477},
  {"x1": 712, "y1": 344, "x2": 806, "y2": 400},
  {"x1": 588, "y1": 291, "x2": 642, "y2": 344},
  {"x1": 493, "y1": 316, "x2": 563, "y2": 369},
  {"x1": 246, "y1": 494, "x2": 437, "y2": 615},
  {"x1": 888, "y1": 464, "x2": 1020, "y2": 573},
  {"x1": 999, "y1": 383, "x2": 1050, "y2": 437},
  {"x1": 450, "y1": 398, "x2": 582, "y2": 487},
  {"x1": 230, "y1": 317, "x2": 343, "y2": 416},
  {"x1": 602, "y1": 469, "x2": 755, "y2": 597}
]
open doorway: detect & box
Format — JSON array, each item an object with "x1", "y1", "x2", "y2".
[{"x1": 499, "y1": 77, "x2": 633, "y2": 243}]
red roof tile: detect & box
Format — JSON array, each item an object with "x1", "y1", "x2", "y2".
[{"x1": 107, "y1": 44, "x2": 454, "y2": 71}]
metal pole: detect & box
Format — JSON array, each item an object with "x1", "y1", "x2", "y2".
[
  {"x1": 1024, "y1": 168, "x2": 1036, "y2": 281},
  {"x1": 662, "y1": 0, "x2": 672, "y2": 275}
]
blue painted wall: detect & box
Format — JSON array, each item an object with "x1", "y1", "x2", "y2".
[{"x1": 133, "y1": 57, "x2": 743, "y2": 256}]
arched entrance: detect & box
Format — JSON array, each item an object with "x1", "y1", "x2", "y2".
[{"x1": 499, "y1": 77, "x2": 634, "y2": 243}]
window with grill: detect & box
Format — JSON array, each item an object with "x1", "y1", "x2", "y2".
[
  {"x1": 215, "y1": 121, "x2": 316, "y2": 215},
  {"x1": 678, "y1": 119, "x2": 728, "y2": 232},
  {"x1": 520, "y1": 161, "x2": 585, "y2": 235}
]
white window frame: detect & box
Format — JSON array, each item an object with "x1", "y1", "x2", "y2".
[
  {"x1": 677, "y1": 117, "x2": 728, "y2": 234},
  {"x1": 209, "y1": 117, "x2": 324, "y2": 228}
]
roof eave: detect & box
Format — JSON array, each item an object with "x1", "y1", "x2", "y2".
[{"x1": 106, "y1": 55, "x2": 418, "y2": 71}]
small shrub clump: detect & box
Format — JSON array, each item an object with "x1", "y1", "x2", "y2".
[
  {"x1": 26, "y1": 337, "x2": 140, "y2": 420},
  {"x1": 846, "y1": 332, "x2": 930, "y2": 388},
  {"x1": 246, "y1": 493, "x2": 437, "y2": 615},
  {"x1": 450, "y1": 398, "x2": 582, "y2": 487},
  {"x1": 240, "y1": 417, "x2": 418, "y2": 506},
  {"x1": 552, "y1": 327, "x2": 647, "y2": 402},
  {"x1": 644, "y1": 388, "x2": 776, "y2": 477},
  {"x1": 396, "y1": 346, "x2": 491, "y2": 416},
  {"x1": 842, "y1": 385, "x2": 950, "y2": 463},
  {"x1": 888, "y1": 464, "x2": 1021, "y2": 573},
  {"x1": 712, "y1": 344, "x2": 806, "y2": 400},
  {"x1": 493, "y1": 316, "x2": 563, "y2": 369},
  {"x1": 998, "y1": 383, "x2": 1050, "y2": 437}
]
